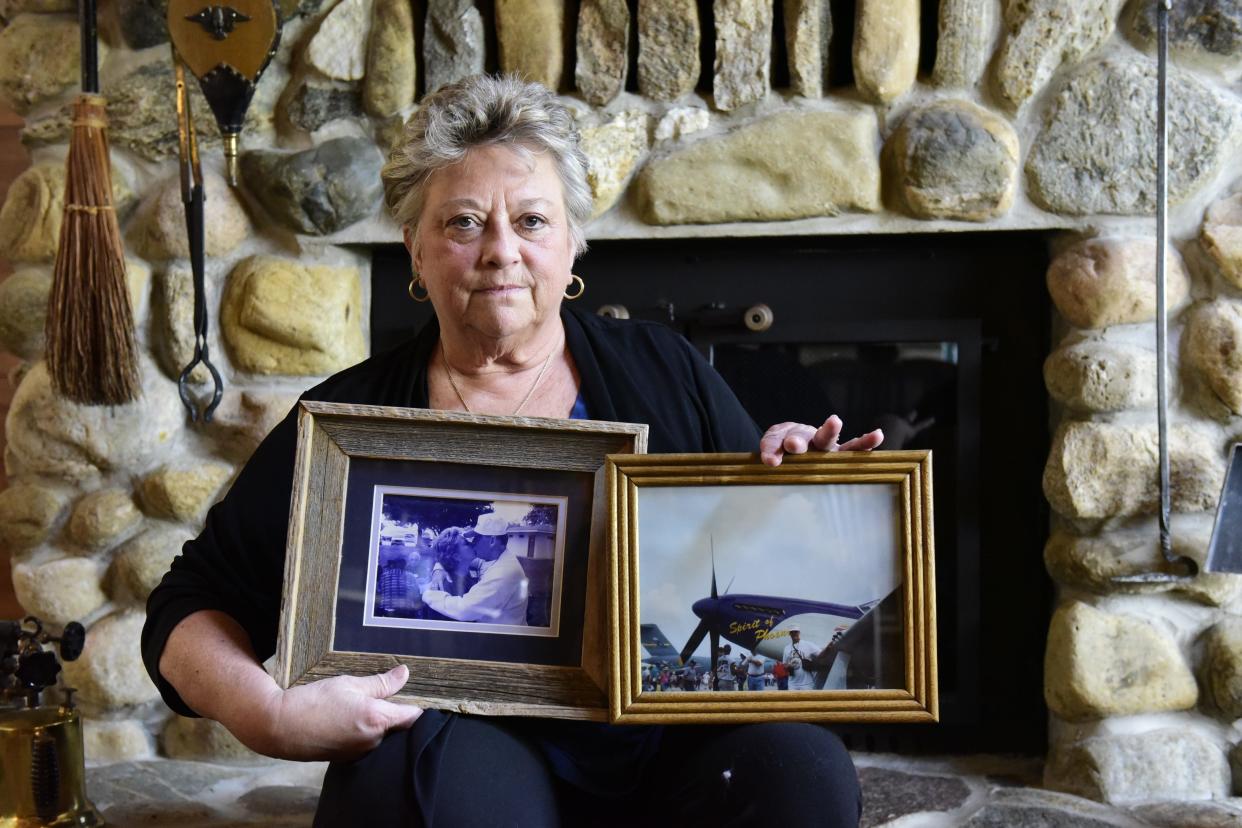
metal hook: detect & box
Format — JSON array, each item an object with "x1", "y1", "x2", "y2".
[{"x1": 177, "y1": 333, "x2": 225, "y2": 423}]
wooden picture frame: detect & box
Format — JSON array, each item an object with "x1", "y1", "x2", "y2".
[
  {"x1": 606, "y1": 451, "x2": 936, "y2": 725},
  {"x1": 273, "y1": 401, "x2": 647, "y2": 720}
]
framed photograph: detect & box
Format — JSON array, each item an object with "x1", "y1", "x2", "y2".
[
  {"x1": 363, "y1": 485, "x2": 570, "y2": 638},
  {"x1": 273, "y1": 401, "x2": 647, "y2": 720},
  {"x1": 606, "y1": 452, "x2": 936, "y2": 724}
]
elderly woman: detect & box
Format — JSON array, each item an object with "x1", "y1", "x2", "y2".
[{"x1": 142, "y1": 75, "x2": 881, "y2": 827}]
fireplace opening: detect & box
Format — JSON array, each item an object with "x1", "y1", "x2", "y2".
[{"x1": 371, "y1": 230, "x2": 1052, "y2": 753}]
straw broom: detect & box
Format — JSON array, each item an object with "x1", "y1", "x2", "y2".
[{"x1": 44, "y1": 0, "x2": 139, "y2": 405}]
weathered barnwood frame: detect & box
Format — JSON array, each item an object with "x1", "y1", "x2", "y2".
[{"x1": 273, "y1": 401, "x2": 647, "y2": 720}]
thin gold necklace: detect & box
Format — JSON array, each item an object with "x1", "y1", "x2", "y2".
[{"x1": 441, "y1": 340, "x2": 557, "y2": 416}]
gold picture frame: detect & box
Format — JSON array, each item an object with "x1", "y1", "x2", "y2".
[
  {"x1": 273, "y1": 401, "x2": 647, "y2": 720},
  {"x1": 606, "y1": 451, "x2": 936, "y2": 725}
]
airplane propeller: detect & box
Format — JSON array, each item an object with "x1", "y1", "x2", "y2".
[
  {"x1": 678, "y1": 559, "x2": 716, "y2": 665},
  {"x1": 678, "y1": 622, "x2": 709, "y2": 666},
  {"x1": 680, "y1": 537, "x2": 729, "y2": 690}
]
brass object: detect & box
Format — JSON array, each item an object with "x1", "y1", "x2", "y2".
[
  {"x1": 0, "y1": 706, "x2": 103, "y2": 828},
  {"x1": 1, "y1": 618, "x2": 101, "y2": 827},
  {"x1": 167, "y1": 0, "x2": 280, "y2": 184},
  {"x1": 563, "y1": 274, "x2": 585, "y2": 300},
  {"x1": 407, "y1": 275, "x2": 430, "y2": 303}
]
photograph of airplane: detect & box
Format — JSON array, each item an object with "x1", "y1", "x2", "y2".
[
  {"x1": 637, "y1": 482, "x2": 904, "y2": 692},
  {"x1": 641, "y1": 575, "x2": 904, "y2": 691}
]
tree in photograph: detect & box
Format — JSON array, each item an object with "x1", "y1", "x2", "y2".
[
  {"x1": 523, "y1": 504, "x2": 558, "y2": 527},
  {"x1": 383, "y1": 496, "x2": 493, "y2": 532}
]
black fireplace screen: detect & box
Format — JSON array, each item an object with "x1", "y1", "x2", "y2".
[{"x1": 371, "y1": 231, "x2": 1051, "y2": 753}]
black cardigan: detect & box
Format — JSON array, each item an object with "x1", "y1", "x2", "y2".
[{"x1": 142, "y1": 306, "x2": 761, "y2": 715}]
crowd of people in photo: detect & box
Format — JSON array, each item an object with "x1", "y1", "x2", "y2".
[{"x1": 642, "y1": 625, "x2": 827, "y2": 692}]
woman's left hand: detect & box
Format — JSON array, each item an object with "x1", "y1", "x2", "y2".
[{"x1": 759, "y1": 415, "x2": 884, "y2": 467}]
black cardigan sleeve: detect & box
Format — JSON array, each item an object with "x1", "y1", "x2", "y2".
[
  {"x1": 140, "y1": 412, "x2": 299, "y2": 716},
  {"x1": 141, "y1": 334, "x2": 434, "y2": 717}
]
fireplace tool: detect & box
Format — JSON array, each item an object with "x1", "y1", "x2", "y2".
[
  {"x1": 45, "y1": 0, "x2": 141, "y2": 406},
  {"x1": 1112, "y1": 2, "x2": 1242, "y2": 581},
  {"x1": 0, "y1": 616, "x2": 102, "y2": 827},
  {"x1": 165, "y1": 0, "x2": 279, "y2": 422},
  {"x1": 1109, "y1": 0, "x2": 1201, "y2": 585},
  {"x1": 166, "y1": 0, "x2": 281, "y2": 186},
  {"x1": 171, "y1": 59, "x2": 225, "y2": 423}
]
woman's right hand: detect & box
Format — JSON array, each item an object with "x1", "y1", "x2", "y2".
[
  {"x1": 246, "y1": 665, "x2": 423, "y2": 761},
  {"x1": 160, "y1": 610, "x2": 422, "y2": 763}
]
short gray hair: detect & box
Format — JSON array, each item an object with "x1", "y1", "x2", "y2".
[{"x1": 382, "y1": 74, "x2": 591, "y2": 256}]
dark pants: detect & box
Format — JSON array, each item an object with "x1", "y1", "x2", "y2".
[{"x1": 313, "y1": 715, "x2": 861, "y2": 827}]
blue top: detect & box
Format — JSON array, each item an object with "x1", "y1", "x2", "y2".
[{"x1": 568, "y1": 392, "x2": 590, "y2": 421}]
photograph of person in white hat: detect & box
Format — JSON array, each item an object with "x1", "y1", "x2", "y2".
[
  {"x1": 364, "y1": 486, "x2": 567, "y2": 637},
  {"x1": 781, "y1": 624, "x2": 823, "y2": 691}
]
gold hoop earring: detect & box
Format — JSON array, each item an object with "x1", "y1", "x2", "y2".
[
  {"x1": 408, "y1": 274, "x2": 430, "y2": 302},
  {"x1": 564, "y1": 274, "x2": 585, "y2": 300}
]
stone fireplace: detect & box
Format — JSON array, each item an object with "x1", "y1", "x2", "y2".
[{"x1": 2, "y1": 0, "x2": 1242, "y2": 821}]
